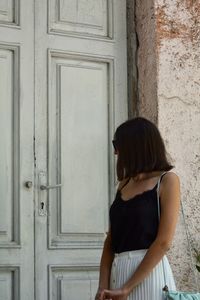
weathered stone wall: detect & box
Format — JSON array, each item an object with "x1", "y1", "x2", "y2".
[
  {"x1": 135, "y1": 0, "x2": 200, "y2": 290},
  {"x1": 135, "y1": 0, "x2": 158, "y2": 123}
]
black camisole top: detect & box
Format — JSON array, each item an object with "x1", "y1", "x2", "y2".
[{"x1": 109, "y1": 173, "x2": 167, "y2": 253}]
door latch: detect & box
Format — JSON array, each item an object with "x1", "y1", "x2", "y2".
[
  {"x1": 38, "y1": 172, "x2": 47, "y2": 216},
  {"x1": 38, "y1": 171, "x2": 62, "y2": 216}
]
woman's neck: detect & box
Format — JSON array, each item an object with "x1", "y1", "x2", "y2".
[{"x1": 132, "y1": 171, "x2": 163, "y2": 181}]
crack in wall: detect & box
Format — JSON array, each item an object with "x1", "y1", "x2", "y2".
[
  {"x1": 159, "y1": 94, "x2": 200, "y2": 111},
  {"x1": 127, "y1": 0, "x2": 139, "y2": 118},
  {"x1": 133, "y1": 0, "x2": 140, "y2": 117}
]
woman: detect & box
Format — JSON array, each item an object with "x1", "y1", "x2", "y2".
[{"x1": 95, "y1": 117, "x2": 180, "y2": 300}]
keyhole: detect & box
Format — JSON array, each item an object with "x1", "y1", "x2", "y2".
[{"x1": 41, "y1": 202, "x2": 44, "y2": 209}]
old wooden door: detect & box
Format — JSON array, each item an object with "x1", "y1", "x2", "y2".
[
  {"x1": 0, "y1": 0, "x2": 34, "y2": 299},
  {"x1": 0, "y1": 1, "x2": 128, "y2": 299}
]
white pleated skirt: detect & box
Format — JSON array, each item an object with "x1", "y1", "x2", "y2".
[{"x1": 110, "y1": 249, "x2": 176, "y2": 300}]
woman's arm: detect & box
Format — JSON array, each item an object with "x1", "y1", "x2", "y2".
[
  {"x1": 102, "y1": 171, "x2": 180, "y2": 300},
  {"x1": 95, "y1": 227, "x2": 114, "y2": 299},
  {"x1": 96, "y1": 179, "x2": 128, "y2": 298}
]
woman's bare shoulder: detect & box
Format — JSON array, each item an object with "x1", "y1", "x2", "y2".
[
  {"x1": 162, "y1": 171, "x2": 180, "y2": 182},
  {"x1": 160, "y1": 171, "x2": 180, "y2": 195}
]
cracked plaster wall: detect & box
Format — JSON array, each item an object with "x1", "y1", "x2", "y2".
[{"x1": 135, "y1": 0, "x2": 200, "y2": 290}]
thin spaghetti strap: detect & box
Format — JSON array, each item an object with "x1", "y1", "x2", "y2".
[
  {"x1": 157, "y1": 171, "x2": 169, "y2": 217},
  {"x1": 157, "y1": 171, "x2": 168, "y2": 190},
  {"x1": 118, "y1": 177, "x2": 131, "y2": 192}
]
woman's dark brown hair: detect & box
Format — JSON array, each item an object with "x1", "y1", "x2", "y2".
[{"x1": 113, "y1": 117, "x2": 174, "y2": 181}]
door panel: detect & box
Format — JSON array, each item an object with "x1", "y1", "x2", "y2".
[
  {"x1": 0, "y1": 1, "x2": 34, "y2": 299},
  {"x1": 0, "y1": 46, "x2": 20, "y2": 247},
  {"x1": 49, "y1": 264, "x2": 99, "y2": 300},
  {"x1": 35, "y1": 1, "x2": 127, "y2": 299},
  {"x1": 49, "y1": 0, "x2": 113, "y2": 38},
  {"x1": 0, "y1": 0, "x2": 19, "y2": 25},
  {"x1": 48, "y1": 53, "x2": 110, "y2": 249}
]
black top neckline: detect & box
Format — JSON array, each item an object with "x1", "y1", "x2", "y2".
[
  {"x1": 117, "y1": 182, "x2": 158, "y2": 203},
  {"x1": 110, "y1": 172, "x2": 168, "y2": 253}
]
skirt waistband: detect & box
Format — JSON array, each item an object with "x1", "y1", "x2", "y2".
[{"x1": 114, "y1": 249, "x2": 148, "y2": 258}]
